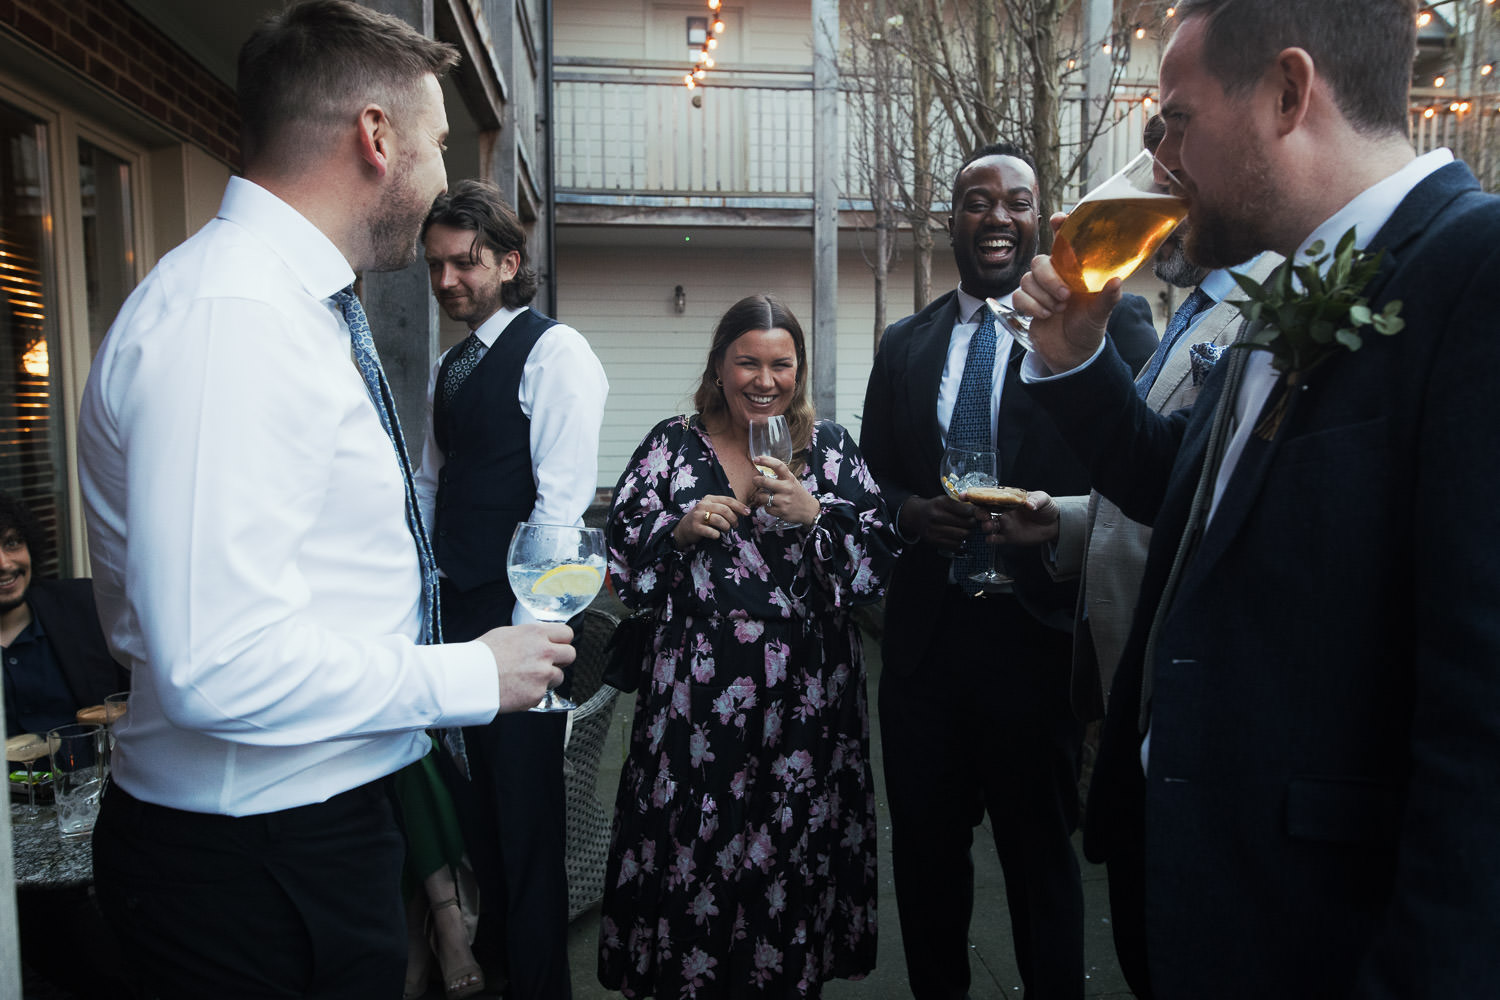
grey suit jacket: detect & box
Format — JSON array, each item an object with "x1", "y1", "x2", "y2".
[{"x1": 1052, "y1": 253, "x2": 1281, "y2": 720}]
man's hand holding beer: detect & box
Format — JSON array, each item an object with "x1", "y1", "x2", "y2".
[{"x1": 1015, "y1": 212, "x2": 1127, "y2": 376}]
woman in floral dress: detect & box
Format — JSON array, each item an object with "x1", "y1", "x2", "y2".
[{"x1": 598, "y1": 294, "x2": 898, "y2": 998}]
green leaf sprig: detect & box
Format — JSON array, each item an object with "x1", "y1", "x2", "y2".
[{"x1": 1229, "y1": 226, "x2": 1405, "y2": 379}]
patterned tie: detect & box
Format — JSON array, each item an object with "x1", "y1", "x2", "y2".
[
  {"x1": 441, "y1": 331, "x2": 484, "y2": 404},
  {"x1": 1135, "y1": 286, "x2": 1214, "y2": 398},
  {"x1": 950, "y1": 306, "x2": 997, "y2": 582},
  {"x1": 332, "y1": 287, "x2": 442, "y2": 645}
]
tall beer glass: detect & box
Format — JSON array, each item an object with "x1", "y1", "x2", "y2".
[
  {"x1": 1049, "y1": 149, "x2": 1188, "y2": 293},
  {"x1": 990, "y1": 149, "x2": 1186, "y2": 340}
]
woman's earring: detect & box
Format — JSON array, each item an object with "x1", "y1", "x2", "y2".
[{"x1": 714, "y1": 377, "x2": 723, "y2": 388}]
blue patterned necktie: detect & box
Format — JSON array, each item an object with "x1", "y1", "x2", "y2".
[
  {"x1": 332, "y1": 287, "x2": 442, "y2": 645},
  {"x1": 1135, "y1": 286, "x2": 1214, "y2": 398},
  {"x1": 441, "y1": 331, "x2": 484, "y2": 404},
  {"x1": 950, "y1": 305, "x2": 997, "y2": 582}
]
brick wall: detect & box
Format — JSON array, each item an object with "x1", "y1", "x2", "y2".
[{"x1": 0, "y1": 0, "x2": 240, "y2": 165}]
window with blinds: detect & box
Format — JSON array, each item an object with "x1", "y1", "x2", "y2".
[{"x1": 0, "y1": 99, "x2": 64, "y2": 578}]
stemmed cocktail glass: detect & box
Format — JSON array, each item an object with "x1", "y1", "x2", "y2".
[{"x1": 506, "y1": 521, "x2": 606, "y2": 712}]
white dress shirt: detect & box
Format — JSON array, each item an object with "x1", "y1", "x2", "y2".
[
  {"x1": 936, "y1": 286, "x2": 1018, "y2": 457},
  {"x1": 77, "y1": 177, "x2": 499, "y2": 816},
  {"x1": 413, "y1": 306, "x2": 608, "y2": 625},
  {"x1": 1205, "y1": 149, "x2": 1453, "y2": 521}
]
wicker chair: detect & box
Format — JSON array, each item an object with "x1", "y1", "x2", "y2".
[{"x1": 564, "y1": 605, "x2": 622, "y2": 921}]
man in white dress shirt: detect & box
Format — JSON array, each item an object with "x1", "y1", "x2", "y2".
[
  {"x1": 76, "y1": 4, "x2": 573, "y2": 997},
  {"x1": 415, "y1": 178, "x2": 607, "y2": 997}
]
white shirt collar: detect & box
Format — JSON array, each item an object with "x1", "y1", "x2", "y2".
[
  {"x1": 471, "y1": 304, "x2": 528, "y2": 349},
  {"x1": 1299, "y1": 148, "x2": 1454, "y2": 260},
  {"x1": 955, "y1": 285, "x2": 1014, "y2": 325},
  {"x1": 1200, "y1": 253, "x2": 1268, "y2": 302},
  {"x1": 217, "y1": 176, "x2": 354, "y2": 300}
]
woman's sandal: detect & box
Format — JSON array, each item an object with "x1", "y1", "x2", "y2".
[{"x1": 429, "y1": 895, "x2": 485, "y2": 1000}]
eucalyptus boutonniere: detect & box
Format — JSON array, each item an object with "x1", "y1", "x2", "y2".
[{"x1": 1229, "y1": 227, "x2": 1405, "y2": 439}]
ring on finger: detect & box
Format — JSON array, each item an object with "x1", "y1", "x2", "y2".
[{"x1": 703, "y1": 509, "x2": 712, "y2": 524}]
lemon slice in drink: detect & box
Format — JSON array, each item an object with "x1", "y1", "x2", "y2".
[{"x1": 531, "y1": 564, "x2": 602, "y2": 597}]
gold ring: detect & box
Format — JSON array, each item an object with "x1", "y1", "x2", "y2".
[{"x1": 703, "y1": 509, "x2": 712, "y2": 523}]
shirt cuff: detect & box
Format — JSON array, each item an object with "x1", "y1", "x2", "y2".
[{"x1": 1019, "y1": 337, "x2": 1110, "y2": 384}]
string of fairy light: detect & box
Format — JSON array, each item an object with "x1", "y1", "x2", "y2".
[
  {"x1": 1415, "y1": 1, "x2": 1499, "y2": 119},
  {"x1": 684, "y1": 0, "x2": 727, "y2": 90}
]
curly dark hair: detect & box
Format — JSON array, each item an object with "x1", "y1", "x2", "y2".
[{"x1": 0, "y1": 491, "x2": 44, "y2": 569}]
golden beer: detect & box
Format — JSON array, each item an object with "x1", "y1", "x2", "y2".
[{"x1": 1050, "y1": 186, "x2": 1188, "y2": 295}]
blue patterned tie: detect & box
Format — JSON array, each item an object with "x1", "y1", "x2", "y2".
[
  {"x1": 441, "y1": 331, "x2": 484, "y2": 405},
  {"x1": 332, "y1": 288, "x2": 442, "y2": 645},
  {"x1": 1135, "y1": 286, "x2": 1213, "y2": 398},
  {"x1": 950, "y1": 306, "x2": 997, "y2": 581}
]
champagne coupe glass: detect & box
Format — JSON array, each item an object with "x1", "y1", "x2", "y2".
[
  {"x1": 749, "y1": 414, "x2": 796, "y2": 530},
  {"x1": 506, "y1": 522, "x2": 607, "y2": 712},
  {"x1": 992, "y1": 148, "x2": 1188, "y2": 346},
  {"x1": 939, "y1": 444, "x2": 1014, "y2": 589},
  {"x1": 6, "y1": 733, "x2": 51, "y2": 827}
]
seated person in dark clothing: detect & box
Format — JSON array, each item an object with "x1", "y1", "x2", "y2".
[
  {"x1": 2, "y1": 491, "x2": 130, "y2": 998},
  {"x1": 1, "y1": 491, "x2": 127, "y2": 738}
]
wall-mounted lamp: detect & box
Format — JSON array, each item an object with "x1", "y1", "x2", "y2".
[{"x1": 674, "y1": 285, "x2": 687, "y2": 313}]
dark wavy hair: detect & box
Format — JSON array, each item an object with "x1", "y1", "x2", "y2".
[
  {"x1": 0, "y1": 491, "x2": 44, "y2": 569},
  {"x1": 422, "y1": 179, "x2": 539, "y2": 308},
  {"x1": 237, "y1": 0, "x2": 460, "y2": 172},
  {"x1": 692, "y1": 294, "x2": 814, "y2": 472},
  {"x1": 1174, "y1": 0, "x2": 1415, "y2": 136}
]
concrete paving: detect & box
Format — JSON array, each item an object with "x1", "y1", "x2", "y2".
[{"x1": 561, "y1": 629, "x2": 1133, "y2": 999}]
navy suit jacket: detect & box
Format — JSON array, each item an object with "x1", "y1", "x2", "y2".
[
  {"x1": 861, "y1": 290, "x2": 1157, "y2": 670},
  {"x1": 1027, "y1": 160, "x2": 1500, "y2": 997}
]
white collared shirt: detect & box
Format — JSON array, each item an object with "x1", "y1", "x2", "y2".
[
  {"x1": 78, "y1": 176, "x2": 499, "y2": 816},
  {"x1": 413, "y1": 305, "x2": 609, "y2": 625},
  {"x1": 937, "y1": 286, "x2": 1019, "y2": 459},
  {"x1": 1206, "y1": 149, "x2": 1453, "y2": 521}
]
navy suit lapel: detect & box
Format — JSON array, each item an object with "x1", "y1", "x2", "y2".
[
  {"x1": 1182, "y1": 161, "x2": 1480, "y2": 581},
  {"x1": 910, "y1": 296, "x2": 959, "y2": 477}
]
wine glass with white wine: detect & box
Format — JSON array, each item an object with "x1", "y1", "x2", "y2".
[
  {"x1": 749, "y1": 414, "x2": 796, "y2": 530},
  {"x1": 506, "y1": 522, "x2": 607, "y2": 712}
]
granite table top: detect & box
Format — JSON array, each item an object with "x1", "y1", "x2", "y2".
[{"x1": 11, "y1": 810, "x2": 93, "y2": 889}]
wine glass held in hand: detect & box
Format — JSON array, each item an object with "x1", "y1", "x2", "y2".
[
  {"x1": 749, "y1": 414, "x2": 797, "y2": 530},
  {"x1": 991, "y1": 149, "x2": 1187, "y2": 344},
  {"x1": 506, "y1": 522, "x2": 607, "y2": 712},
  {"x1": 939, "y1": 444, "x2": 1017, "y2": 590}
]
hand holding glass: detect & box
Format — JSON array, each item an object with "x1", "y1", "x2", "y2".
[
  {"x1": 749, "y1": 415, "x2": 796, "y2": 530},
  {"x1": 506, "y1": 522, "x2": 606, "y2": 712},
  {"x1": 940, "y1": 445, "x2": 1013, "y2": 589}
]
